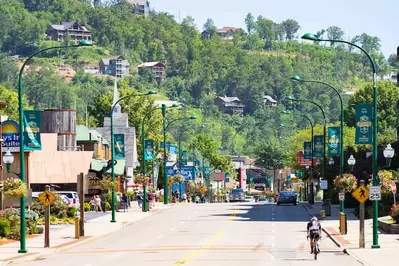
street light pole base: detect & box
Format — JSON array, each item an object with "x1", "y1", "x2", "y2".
[
  {"x1": 110, "y1": 220, "x2": 116, "y2": 223},
  {"x1": 18, "y1": 249, "x2": 27, "y2": 254},
  {"x1": 371, "y1": 245, "x2": 380, "y2": 249}
]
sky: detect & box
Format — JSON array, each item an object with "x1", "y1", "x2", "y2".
[{"x1": 151, "y1": 0, "x2": 397, "y2": 57}]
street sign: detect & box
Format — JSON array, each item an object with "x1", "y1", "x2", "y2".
[
  {"x1": 369, "y1": 186, "x2": 381, "y2": 201},
  {"x1": 392, "y1": 181, "x2": 397, "y2": 194},
  {"x1": 200, "y1": 187, "x2": 206, "y2": 194},
  {"x1": 339, "y1": 192, "x2": 345, "y2": 201},
  {"x1": 168, "y1": 178, "x2": 174, "y2": 185},
  {"x1": 320, "y1": 180, "x2": 328, "y2": 190},
  {"x1": 352, "y1": 185, "x2": 369, "y2": 204},
  {"x1": 38, "y1": 191, "x2": 56, "y2": 206}
]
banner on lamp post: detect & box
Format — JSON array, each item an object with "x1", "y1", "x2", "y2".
[
  {"x1": 313, "y1": 135, "x2": 324, "y2": 158},
  {"x1": 24, "y1": 110, "x2": 42, "y2": 150},
  {"x1": 181, "y1": 151, "x2": 188, "y2": 165},
  {"x1": 355, "y1": 104, "x2": 372, "y2": 144},
  {"x1": 304, "y1": 142, "x2": 312, "y2": 159},
  {"x1": 144, "y1": 139, "x2": 154, "y2": 161},
  {"x1": 114, "y1": 134, "x2": 125, "y2": 159},
  {"x1": 328, "y1": 127, "x2": 340, "y2": 156}
]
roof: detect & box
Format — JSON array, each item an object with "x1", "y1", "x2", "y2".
[
  {"x1": 49, "y1": 22, "x2": 90, "y2": 32},
  {"x1": 76, "y1": 125, "x2": 109, "y2": 145},
  {"x1": 91, "y1": 159, "x2": 126, "y2": 176},
  {"x1": 216, "y1": 96, "x2": 241, "y2": 103},
  {"x1": 127, "y1": 0, "x2": 148, "y2": 5},
  {"x1": 216, "y1": 27, "x2": 239, "y2": 33},
  {"x1": 138, "y1": 62, "x2": 165, "y2": 68},
  {"x1": 263, "y1": 95, "x2": 277, "y2": 103}
]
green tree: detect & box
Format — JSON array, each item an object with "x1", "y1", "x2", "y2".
[
  {"x1": 326, "y1": 26, "x2": 345, "y2": 46},
  {"x1": 281, "y1": 19, "x2": 300, "y2": 40},
  {"x1": 244, "y1": 13, "x2": 256, "y2": 34}
]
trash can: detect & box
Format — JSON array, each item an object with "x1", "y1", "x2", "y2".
[{"x1": 322, "y1": 199, "x2": 331, "y2": 216}]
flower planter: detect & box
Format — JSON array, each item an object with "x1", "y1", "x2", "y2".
[
  {"x1": 378, "y1": 220, "x2": 399, "y2": 234},
  {"x1": 3, "y1": 190, "x2": 33, "y2": 208}
]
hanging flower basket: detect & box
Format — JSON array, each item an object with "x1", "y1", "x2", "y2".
[
  {"x1": 173, "y1": 174, "x2": 185, "y2": 183},
  {"x1": 369, "y1": 170, "x2": 397, "y2": 195},
  {"x1": 2, "y1": 177, "x2": 27, "y2": 198},
  {"x1": 333, "y1": 174, "x2": 358, "y2": 193},
  {"x1": 135, "y1": 174, "x2": 150, "y2": 187},
  {"x1": 99, "y1": 179, "x2": 118, "y2": 191}
]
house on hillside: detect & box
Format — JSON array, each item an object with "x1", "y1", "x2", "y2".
[
  {"x1": 99, "y1": 56, "x2": 130, "y2": 78},
  {"x1": 215, "y1": 96, "x2": 245, "y2": 116},
  {"x1": 137, "y1": 62, "x2": 166, "y2": 81},
  {"x1": 128, "y1": 0, "x2": 150, "y2": 16},
  {"x1": 47, "y1": 22, "x2": 92, "y2": 42},
  {"x1": 263, "y1": 95, "x2": 277, "y2": 108},
  {"x1": 201, "y1": 27, "x2": 241, "y2": 40}
]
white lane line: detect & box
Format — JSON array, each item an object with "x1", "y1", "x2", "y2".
[
  {"x1": 170, "y1": 227, "x2": 176, "y2": 231},
  {"x1": 114, "y1": 253, "x2": 123, "y2": 257},
  {"x1": 158, "y1": 234, "x2": 164, "y2": 238}
]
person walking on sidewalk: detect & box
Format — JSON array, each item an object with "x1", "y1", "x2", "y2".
[
  {"x1": 307, "y1": 216, "x2": 321, "y2": 254},
  {"x1": 137, "y1": 192, "x2": 143, "y2": 208},
  {"x1": 90, "y1": 196, "x2": 96, "y2": 212},
  {"x1": 95, "y1": 195, "x2": 103, "y2": 212},
  {"x1": 122, "y1": 193, "x2": 128, "y2": 212}
]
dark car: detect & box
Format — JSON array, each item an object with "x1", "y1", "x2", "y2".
[
  {"x1": 229, "y1": 189, "x2": 245, "y2": 202},
  {"x1": 277, "y1": 191, "x2": 297, "y2": 205}
]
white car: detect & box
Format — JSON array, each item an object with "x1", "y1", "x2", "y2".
[
  {"x1": 55, "y1": 191, "x2": 80, "y2": 208},
  {"x1": 244, "y1": 196, "x2": 255, "y2": 202}
]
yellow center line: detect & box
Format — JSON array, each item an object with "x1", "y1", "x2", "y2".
[{"x1": 170, "y1": 208, "x2": 239, "y2": 265}]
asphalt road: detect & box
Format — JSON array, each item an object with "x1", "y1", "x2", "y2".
[{"x1": 17, "y1": 203, "x2": 362, "y2": 266}]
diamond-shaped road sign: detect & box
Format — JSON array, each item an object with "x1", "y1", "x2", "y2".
[{"x1": 352, "y1": 185, "x2": 369, "y2": 204}]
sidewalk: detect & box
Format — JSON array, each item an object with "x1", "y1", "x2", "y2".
[
  {"x1": 0, "y1": 202, "x2": 173, "y2": 265},
  {"x1": 303, "y1": 202, "x2": 399, "y2": 266}
]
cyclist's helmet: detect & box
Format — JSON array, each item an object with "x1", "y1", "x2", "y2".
[{"x1": 311, "y1": 216, "x2": 318, "y2": 222}]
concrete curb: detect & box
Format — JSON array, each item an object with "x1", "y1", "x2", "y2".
[{"x1": 1, "y1": 204, "x2": 177, "y2": 265}]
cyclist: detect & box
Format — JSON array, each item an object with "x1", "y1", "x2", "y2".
[{"x1": 307, "y1": 216, "x2": 321, "y2": 254}]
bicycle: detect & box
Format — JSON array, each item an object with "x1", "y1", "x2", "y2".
[{"x1": 312, "y1": 235, "x2": 321, "y2": 260}]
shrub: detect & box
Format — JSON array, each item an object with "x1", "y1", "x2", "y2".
[
  {"x1": 127, "y1": 191, "x2": 135, "y2": 201},
  {"x1": 31, "y1": 195, "x2": 68, "y2": 218},
  {"x1": 105, "y1": 202, "x2": 111, "y2": 211},
  {"x1": 49, "y1": 216, "x2": 58, "y2": 224},
  {"x1": 0, "y1": 208, "x2": 39, "y2": 237},
  {"x1": 2, "y1": 177, "x2": 27, "y2": 198},
  {"x1": 158, "y1": 195, "x2": 164, "y2": 203},
  {"x1": 84, "y1": 202, "x2": 91, "y2": 212},
  {"x1": 390, "y1": 203, "x2": 399, "y2": 223},
  {"x1": 0, "y1": 219, "x2": 11, "y2": 237},
  {"x1": 67, "y1": 206, "x2": 77, "y2": 218}
]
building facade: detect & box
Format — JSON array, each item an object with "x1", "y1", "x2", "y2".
[
  {"x1": 99, "y1": 56, "x2": 130, "y2": 78},
  {"x1": 215, "y1": 96, "x2": 245, "y2": 116},
  {"x1": 47, "y1": 22, "x2": 92, "y2": 42},
  {"x1": 138, "y1": 62, "x2": 166, "y2": 81},
  {"x1": 128, "y1": 0, "x2": 150, "y2": 16}
]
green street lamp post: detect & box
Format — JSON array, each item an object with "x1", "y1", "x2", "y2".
[
  {"x1": 141, "y1": 104, "x2": 177, "y2": 211},
  {"x1": 281, "y1": 110, "x2": 314, "y2": 203},
  {"x1": 302, "y1": 32, "x2": 380, "y2": 248},
  {"x1": 162, "y1": 111, "x2": 196, "y2": 204},
  {"x1": 285, "y1": 96, "x2": 327, "y2": 204},
  {"x1": 291, "y1": 75, "x2": 345, "y2": 212},
  {"x1": 17, "y1": 40, "x2": 92, "y2": 253},
  {"x1": 110, "y1": 90, "x2": 156, "y2": 219}
]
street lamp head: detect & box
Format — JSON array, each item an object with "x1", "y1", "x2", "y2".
[
  {"x1": 347, "y1": 155, "x2": 356, "y2": 166},
  {"x1": 301, "y1": 33, "x2": 320, "y2": 42},
  {"x1": 146, "y1": 90, "x2": 157, "y2": 95},
  {"x1": 279, "y1": 123, "x2": 284, "y2": 127},
  {"x1": 285, "y1": 96, "x2": 295, "y2": 100},
  {"x1": 383, "y1": 143, "x2": 395, "y2": 159},
  {"x1": 290, "y1": 75, "x2": 304, "y2": 82},
  {"x1": 3, "y1": 149, "x2": 14, "y2": 165},
  {"x1": 77, "y1": 40, "x2": 93, "y2": 46},
  {"x1": 189, "y1": 116, "x2": 197, "y2": 119}
]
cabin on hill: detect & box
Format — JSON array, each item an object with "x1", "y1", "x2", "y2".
[
  {"x1": 137, "y1": 62, "x2": 166, "y2": 81},
  {"x1": 127, "y1": 0, "x2": 150, "y2": 16},
  {"x1": 47, "y1": 22, "x2": 91, "y2": 42},
  {"x1": 215, "y1": 96, "x2": 245, "y2": 116},
  {"x1": 99, "y1": 56, "x2": 130, "y2": 78}
]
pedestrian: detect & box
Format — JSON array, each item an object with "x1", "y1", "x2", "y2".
[
  {"x1": 183, "y1": 193, "x2": 187, "y2": 203},
  {"x1": 95, "y1": 195, "x2": 102, "y2": 212},
  {"x1": 90, "y1": 196, "x2": 96, "y2": 212},
  {"x1": 148, "y1": 191, "x2": 155, "y2": 209},
  {"x1": 175, "y1": 190, "x2": 180, "y2": 202},
  {"x1": 195, "y1": 195, "x2": 200, "y2": 204},
  {"x1": 122, "y1": 193, "x2": 128, "y2": 212},
  {"x1": 137, "y1": 192, "x2": 143, "y2": 208}
]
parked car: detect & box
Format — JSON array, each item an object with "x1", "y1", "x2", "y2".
[
  {"x1": 229, "y1": 189, "x2": 245, "y2": 202},
  {"x1": 244, "y1": 196, "x2": 255, "y2": 202},
  {"x1": 258, "y1": 197, "x2": 267, "y2": 202},
  {"x1": 277, "y1": 191, "x2": 297, "y2": 205},
  {"x1": 54, "y1": 191, "x2": 80, "y2": 208}
]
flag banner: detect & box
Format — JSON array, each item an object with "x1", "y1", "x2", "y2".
[
  {"x1": 24, "y1": 110, "x2": 41, "y2": 150},
  {"x1": 144, "y1": 139, "x2": 154, "y2": 161},
  {"x1": 328, "y1": 127, "x2": 340, "y2": 156},
  {"x1": 114, "y1": 134, "x2": 125, "y2": 159},
  {"x1": 355, "y1": 104, "x2": 372, "y2": 144},
  {"x1": 313, "y1": 135, "x2": 324, "y2": 158},
  {"x1": 304, "y1": 142, "x2": 312, "y2": 159}
]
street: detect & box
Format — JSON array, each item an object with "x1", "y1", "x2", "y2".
[{"x1": 16, "y1": 203, "x2": 361, "y2": 266}]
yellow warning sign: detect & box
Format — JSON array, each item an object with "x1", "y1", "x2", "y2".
[
  {"x1": 200, "y1": 187, "x2": 206, "y2": 194},
  {"x1": 168, "y1": 178, "x2": 174, "y2": 186},
  {"x1": 352, "y1": 185, "x2": 369, "y2": 204},
  {"x1": 38, "y1": 191, "x2": 56, "y2": 206}
]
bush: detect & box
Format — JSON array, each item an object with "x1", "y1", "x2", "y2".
[
  {"x1": 0, "y1": 208, "x2": 39, "y2": 238},
  {"x1": 127, "y1": 191, "x2": 135, "y2": 201},
  {"x1": 84, "y1": 202, "x2": 91, "y2": 212},
  {"x1": 158, "y1": 195, "x2": 164, "y2": 203},
  {"x1": 67, "y1": 206, "x2": 77, "y2": 218},
  {"x1": 31, "y1": 195, "x2": 68, "y2": 218},
  {"x1": 0, "y1": 219, "x2": 11, "y2": 237},
  {"x1": 49, "y1": 216, "x2": 58, "y2": 224},
  {"x1": 105, "y1": 202, "x2": 111, "y2": 211}
]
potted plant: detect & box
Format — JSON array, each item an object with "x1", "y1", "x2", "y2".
[
  {"x1": 333, "y1": 174, "x2": 358, "y2": 193},
  {"x1": 2, "y1": 177, "x2": 27, "y2": 198},
  {"x1": 390, "y1": 203, "x2": 399, "y2": 224}
]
